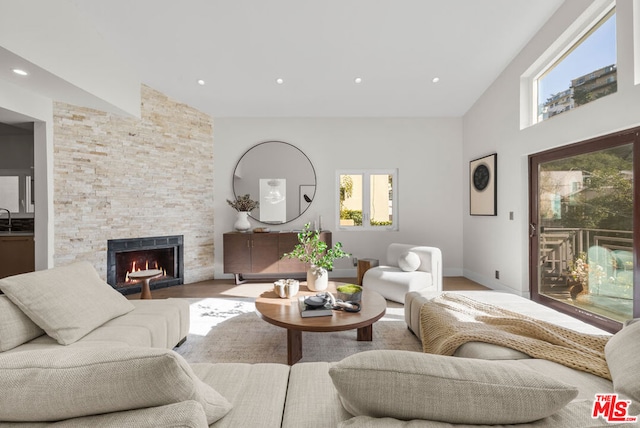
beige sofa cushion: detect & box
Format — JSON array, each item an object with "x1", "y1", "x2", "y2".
[
  {"x1": 336, "y1": 400, "x2": 609, "y2": 427},
  {"x1": 79, "y1": 298, "x2": 190, "y2": 349},
  {"x1": 329, "y1": 350, "x2": 578, "y2": 425},
  {"x1": 0, "y1": 347, "x2": 232, "y2": 424},
  {"x1": 191, "y1": 362, "x2": 291, "y2": 428},
  {"x1": 605, "y1": 319, "x2": 640, "y2": 402},
  {"x1": 0, "y1": 261, "x2": 135, "y2": 345},
  {"x1": 0, "y1": 295, "x2": 44, "y2": 351},
  {"x1": 15, "y1": 401, "x2": 209, "y2": 428},
  {"x1": 282, "y1": 362, "x2": 353, "y2": 428},
  {"x1": 513, "y1": 358, "x2": 613, "y2": 400}
]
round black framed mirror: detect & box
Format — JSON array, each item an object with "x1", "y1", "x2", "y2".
[{"x1": 232, "y1": 141, "x2": 316, "y2": 224}]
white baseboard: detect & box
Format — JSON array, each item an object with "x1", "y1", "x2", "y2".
[
  {"x1": 443, "y1": 268, "x2": 463, "y2": 277},
  {"x1": 463, "y1": 269, "x2": 530, "y2": 298}
]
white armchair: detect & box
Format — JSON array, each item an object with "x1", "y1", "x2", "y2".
[{"x1": 362, "y1": 243, "x2": 442, "y2": 303}]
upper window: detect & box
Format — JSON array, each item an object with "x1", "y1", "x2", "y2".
[
  {"x1": 337, "y1": 169, "x2": 398, "y2": 231},
  {"x1": 535, "y1": 3, "x2": 616, "y2": 123}
]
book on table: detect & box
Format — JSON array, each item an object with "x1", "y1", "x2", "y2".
[{"x1": 298, "y1": 296, "x2": 333, "y2": 318}]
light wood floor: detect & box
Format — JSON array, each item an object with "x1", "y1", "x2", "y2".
[{"x1": 126, "y1": 276, "x2": 488, "y2": 300}]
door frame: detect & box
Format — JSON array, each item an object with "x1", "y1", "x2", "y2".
[{"x1": 528, "y1": 127, "x2": 639, "y2": 333}]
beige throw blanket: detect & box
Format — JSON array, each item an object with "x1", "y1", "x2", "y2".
[{"x1": 419, "y1": 293, "x2": 611, "y2": 380}]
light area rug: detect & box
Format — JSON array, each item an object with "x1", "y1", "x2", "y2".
[{"x1": 174, "y1": 297, "x2": 421, "y2": 364}]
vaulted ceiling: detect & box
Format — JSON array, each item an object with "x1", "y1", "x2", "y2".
[{"x1": 18, "y1": 1, "x2": 565, "y2": 118}]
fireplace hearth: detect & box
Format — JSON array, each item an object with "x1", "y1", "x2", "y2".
[{"x1": 107, "y1": 235, "x2": 184, "y2": 295}]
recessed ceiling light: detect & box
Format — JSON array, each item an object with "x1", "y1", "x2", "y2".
[
  {"x1": 12, "y1": 68, "x2": 28, "y2": 76},
  {"x1": 354, "y1": 77, "x2": 363, "y2": 84},
  {"x1": 432, "y1": 77, "x2": 440, "y2": 83},
  {"x1": 276, "y1": 78, "x2": 284, "y2": 85},
  {"x1": 197, "y1": 79, "x2": 205, "y2": 86}
]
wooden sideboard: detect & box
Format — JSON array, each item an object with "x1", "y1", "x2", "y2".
[{"x1": 223, "y1": 231, "x2": 332, "y2": 284}]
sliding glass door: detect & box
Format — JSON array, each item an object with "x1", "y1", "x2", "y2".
[{"x1": 529, "y1": 128, "x2": 639, "y2": 333}]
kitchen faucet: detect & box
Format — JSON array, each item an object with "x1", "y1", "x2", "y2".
[{"x1": 0, "y1": 208, "x2": 11, "y2": 231}]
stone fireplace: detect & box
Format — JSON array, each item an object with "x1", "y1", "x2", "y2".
[
  {"x1": 53, "y1": 86, "x2": 214, "y2": 286},
  {"x1": 107, "y1": 235, "x2": 184, "y2": 295}
]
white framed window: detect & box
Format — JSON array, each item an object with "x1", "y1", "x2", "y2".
[
  {"x1": 521, "y1": 1, "x2": 617, "y2": 128},
  {"x1": 336, "y1": 169, "x2": 398, "y2": 231}
]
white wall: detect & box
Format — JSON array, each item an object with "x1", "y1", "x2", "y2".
[
  {"x1": 462, "y1": 0, "x2": 640, "y2": 296},
  {"x1": 0, "y1": 0, "x2": 143, "y2": 271},
  {"x1": 0, "y1": 0, "x2": 140, "y2": 117},
  {"x1": 0, "y1": 81, "x2": 54, "y2": 270},
  {"x1": 0, "y1": 134, "x2": 32, "y2": 169},
  {"x1": 213, "y1": 118, "x2": 464, "y2": 278}
]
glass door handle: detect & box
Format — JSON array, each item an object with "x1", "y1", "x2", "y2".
[{"x1": 529, "y1": 223, "x2": 536, "y2": 238}]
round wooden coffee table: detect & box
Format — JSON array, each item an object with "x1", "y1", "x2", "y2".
[{"x1": 255, "y1": 281, "x2": 387, "y2": 364}]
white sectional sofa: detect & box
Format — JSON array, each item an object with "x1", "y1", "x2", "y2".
[
  {"x1": 1, "y1": 264, "x2": 638, "y2": 427},
  {"x1": 0, "y1": 261, "x2": 190, "y2": 353}
]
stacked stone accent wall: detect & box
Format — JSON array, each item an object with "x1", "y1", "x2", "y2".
[{"x1": 53, "y1": 85, "x2": 214, "y2": 283}]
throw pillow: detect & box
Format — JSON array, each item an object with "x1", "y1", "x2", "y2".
[
  {"x1": 0, "y1": 295, "x2": 44, "y2": 352},
  {"x1": 0, "y1": 261, "x2": 135, "y2": 345},
  {"x1": 605, "y1": 320, "x2": 640, "y2": 402},
  {"x1": 0, "y1": 347, "x2": 232, "y2": 424},
  {"x1": 329, "y1": 350, "x2": 578, "y2": 425},
  {"x1": 398, "y1": 251, "x2": 420, "y2": 272}
]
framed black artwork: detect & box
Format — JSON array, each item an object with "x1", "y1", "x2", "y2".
[{"x1": 469, "y1": 153, "x2": 497, "y2": 216}]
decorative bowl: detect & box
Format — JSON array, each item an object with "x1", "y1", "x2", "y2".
[{"x1": 336, "y1": 284, "x2": 363, "y2": 302}]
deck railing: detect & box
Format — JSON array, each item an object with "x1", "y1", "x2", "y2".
[{"x1": 540, "y1": 227, "x2": 633, "y2": 278}]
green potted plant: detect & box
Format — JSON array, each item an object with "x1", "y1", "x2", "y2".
[
  {"x1": 283, "y1": 223, "x2": 350, "y2": 291},
  {"x1": 227, "y1": 194, "x2": 259, "y2": 232}
]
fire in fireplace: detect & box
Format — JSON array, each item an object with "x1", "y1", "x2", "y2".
[
  {"x1": 116, "y1": 247, "x2": 173, "y2": 286},
  {"x1": 107, "y1": 235, "x2": 184, "y2": 294}
]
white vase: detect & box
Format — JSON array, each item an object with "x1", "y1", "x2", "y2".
[
  {"x1": 307, "y1": 265, "x2": 328, "y2": 291},
  {"x1": 234, "y1": 211, "x2": 251, "y2": 232}
]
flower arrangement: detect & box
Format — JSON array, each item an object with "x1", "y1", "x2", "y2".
[
  {"x1": 569, "y1": 252, "x2": 605, "y2": 292},
  {"x1": 283, "y1": 223, "x2": 350, "y2": 271},
  {"x1": 226, "y1": 194, "x2": 259, "y2": 212}
]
